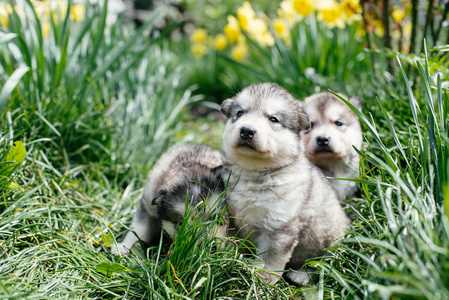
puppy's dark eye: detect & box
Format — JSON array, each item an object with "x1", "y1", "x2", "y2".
[
  {"x1": 269, "y1": 116, "x2": 279, "y2": 123},
  {"x1": 236, "y1": 111, "x2": 244, "y2": 117},
  {"x1": 335, "y1": 121, "x2": 343, "y2": 126},
  {"x1": 310, "y1": 122, "x2": 314, "y2": 129}
]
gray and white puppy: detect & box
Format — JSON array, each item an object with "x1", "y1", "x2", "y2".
[
  {"x1": 221, "y1": 83, "x2": 349, "y2": 285},
  {"x1": 302, "y1": 92, "x2": 362, "y2": 201},
  {"x1": 114, "y1": 144, "x2": 225, "y2": 254}
]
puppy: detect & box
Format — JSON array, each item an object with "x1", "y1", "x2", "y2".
[
  {"x1": 302, "y1": 92, "x2": 362, "y2": 201},
  {"x1": 113, "y1": 144, "x2": 225, "y2": 254},
  {"x1": 220, "y1": 83, "x2": 349, "y2": 285}
]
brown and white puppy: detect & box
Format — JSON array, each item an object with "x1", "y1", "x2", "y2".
[
  {"x1": 302, "y1": 92, "x2": 362, "y2": 201},
  {"x1": 113, "y1": 144, "x2": 225, "y2": 254},
  {"x1": 221, "y1": 83, "x2": 349, "y2": 285}
]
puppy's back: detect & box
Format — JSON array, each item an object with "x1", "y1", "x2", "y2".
[{"x1": 142, "y1": 144, "x2": 222, "y2": 209}]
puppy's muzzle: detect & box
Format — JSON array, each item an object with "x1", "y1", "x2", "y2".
[
  {"x1": 240, "y1": 127, "x2": 256, "y2": 140},
  {"x1": 316, "y1": 136, "x2": 330, "y2": 146}
]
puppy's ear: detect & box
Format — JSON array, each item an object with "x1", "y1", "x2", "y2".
[
  {"x1": 220, "y1": 98, "x2": 234, "y2": 118},
  {"x1": 211, "y1": 165, "x2": 223, "y2": 175},
  {"x1": 349, "y1": 96, "x2": 362, "y2": 112},
  {"x1": 298, "y1": 110, "x2": 311, "y2": 132},
  {"x1": 293, "y1": 100, "x2": 310, "y2": 132},
  {"x1": 151, "y1": 189, "x2": 166, "y2": 206}
]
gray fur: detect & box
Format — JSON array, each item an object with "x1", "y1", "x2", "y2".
[
  {"x1": 221, "y1": 83, "x2": 349, "y2": 285},
  {"x1": 302, "y1": 92, "x2": 362, "y2": 201},
  {"x1": 113, "y1": 144, "x2": 224, "y2": 254}
]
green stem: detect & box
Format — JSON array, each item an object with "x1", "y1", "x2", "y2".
[
  {"x1": 382, "y1": 0, "x2": 392, "y2": 73},
  {"x1": 410, "y1": 0, "x2": 418, "y2": 54},
  {"x1": 423, "y1": 0, "x2": 435, "y2": 44}
]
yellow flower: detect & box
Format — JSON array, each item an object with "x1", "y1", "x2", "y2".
[
  {"x1": 191, "y1": 42, "x2": 208, "y2": 58},
  {"x1": 237, "y1": 1, "x2": 255, "y2": 31},
  {"x1": 244, "y1": 17, "x2": 273, "y2": 47},
  {"x1": 261, "y1": 31, "x2": 274, "y2": 47},
  {"x1": 70, "y1": 4, "x2": 85, "y2": 23},
  {"x1": 42, "y1": 22, "x2": 50, "y2": 38},
  {"x1": 191, "y1": 28, "x2": 208, "y2": 43},
  {"x1": 293, "y1": 0, "x2": 313, "y2": 17},
  {"x1": 214, "y1": 34, "x2": 228, "y2": 50},
  {"x1": 403, "y1": 20, "x2": 412, "y2": 37},
  {"x1": 373, "y1": 20, "x2": 384, "y2": 37},
  {"x1": 392, "y1": 7, "x2": 405, "y2": 23},
  {"x1": 246, "y1": 17, "x2": 265, "y2": 37},
  {"x1": 340, "y1": 0, "x2": 361, "y2": 18},
  {"x1": 51, "y1": 1, "x2": 68, "y2": 22},
  {"x1": 318, "y1": 1, "x2": 345, "y2": 29},
  {"x1": 0, "y1": 2, "x2": 12, "y2": 27},
  {"x1": 273, "y1": 18, "x2": 289, "y2": 38},
  {"x1": 278, "y1": 1, "x2": 295, "y2": 24},
  {"x1": 224, "y1": 15, "x2": 241, "y2": 45},
  {"x1": 231, "y1": 41, "x2": 248, "y2": 61}
]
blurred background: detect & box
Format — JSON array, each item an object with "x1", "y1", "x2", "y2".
[{"x1": 0, "y1": 0, "x2": 448, "y2": 298}]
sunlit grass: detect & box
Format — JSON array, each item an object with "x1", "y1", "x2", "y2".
[{"x1": 0, "y1": 0, "x2": 448, "y2": 298}]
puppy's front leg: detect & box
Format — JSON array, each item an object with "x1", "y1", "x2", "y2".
[
  {"x1": 113, "y1": 201, "x2": 160, "y2": 254},
  {"x1": 255, "y1": 233, "x2": 297, "y2": 285}
]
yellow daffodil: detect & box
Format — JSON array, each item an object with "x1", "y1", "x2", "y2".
[
  {"x1": 224, "y1": 15, "x2": 241, "y2": 45},
  {"x1": 273, "y1": 18, "x2": 289, "y2": 38},
  {"x1": 278, "y1": 0, "x2": 295, "y2": 24},
  {"x1": 340, "y1": 0, "x2": 362, "y2": 24},
  {"x1": 243, "y1": 17, "x2": 273, "y2": 47},
  {"x1": 191, "y1": 28, "x2": 208, "y2": 43},
  {"x1": 245, "y1": 17, "x2": 265, "y2": 37},
  {"x1": 51, "y1": 0, "x2": 68, "y2": 22},
  {"x1": 373, "y1": 20, "x2": 384, "y2": 37},
  {"x1": 292, "y1": 0, "x2": 313, "y2": 17},
  {"x1": 214, "y1": 34, "x2": 228, "y2": 50},
  {"x1": 340, "y1": 0, "x2": 361, "y2": 18},
  {"x1": 231, "y1": 41, "x2": 248, "y2": 61},
  {"x1": 191, "y1": 42, "x2": 208, "y2": 58},
  {"x1": 33, "y1": 2, "x2": 47, "y2": 20},
  {"x1": 237, "y1": 1, "x2": 255, "y2": 31},
  {"x1": 42, "y1": 21, "x2": 51, "y2": 38},
  {"x1": 318, "y1": 1, "x2": 345, "y2": 29},
  {"x1": 392, "y1": 7, "x2": 405, "y2": 23},
  {"x1": 70, "y1": 4, "x2": 85, "y2": 23},
  {"x1": 0, "y1": 2, "x2": 12, "y2": 27},
  {"x1": 261, "y1": 31, "x2": 274, "y2": 47}
]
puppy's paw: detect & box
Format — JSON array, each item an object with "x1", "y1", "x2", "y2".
[
  {"x1": 285, "y1": 270, "x2": 311, "y2": 286},
  {"x1": 258, "y1": 271, "x2": 280, "y2": 285}
]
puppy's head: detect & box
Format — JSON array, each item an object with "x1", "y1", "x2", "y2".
[
  {"x1": 152, "y1": 166, "x2": 225, "y2": 239},
  {"x1": 221, "y1": 83, "x2": 309, "y2": 171},
  {"x1": 301, "y1": 92, "x2": 362, "y2": 167}
]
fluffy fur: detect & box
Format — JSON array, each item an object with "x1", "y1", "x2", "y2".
[
  {"x1": 221, "y1": 83, "x2": 350, "y2": 285},
  {"x1": 302, "y1": 92, "x2": 362, "y2": 201},
  {"x1": 113, "y1": 144, "x2": 225, "y2": 254}
]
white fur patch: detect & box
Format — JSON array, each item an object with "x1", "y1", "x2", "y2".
[
  {"x1": 112, "y1": 214, "x2": 151, "y2": 254},
  {"x1": 162, "y1": 220, "x2": 176, "y2": 239},
  {"x1": 285, "y1": 270, "x2": 311, "y2": 285}
]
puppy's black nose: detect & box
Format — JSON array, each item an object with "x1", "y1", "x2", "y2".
[
  {"x1": 240, "y1": 127, "x2": 255, "y2": 139},
  {"x1": 316, "y1": 136, "x2": 329, "y2": 146}
]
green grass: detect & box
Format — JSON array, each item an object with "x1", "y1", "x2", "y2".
[
  {"x1": 312, "y1": 47, "x2": 449, "y2": 299},
  {"x1": 1, "y1": 0, "x2": 448, "y2": 298}
]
